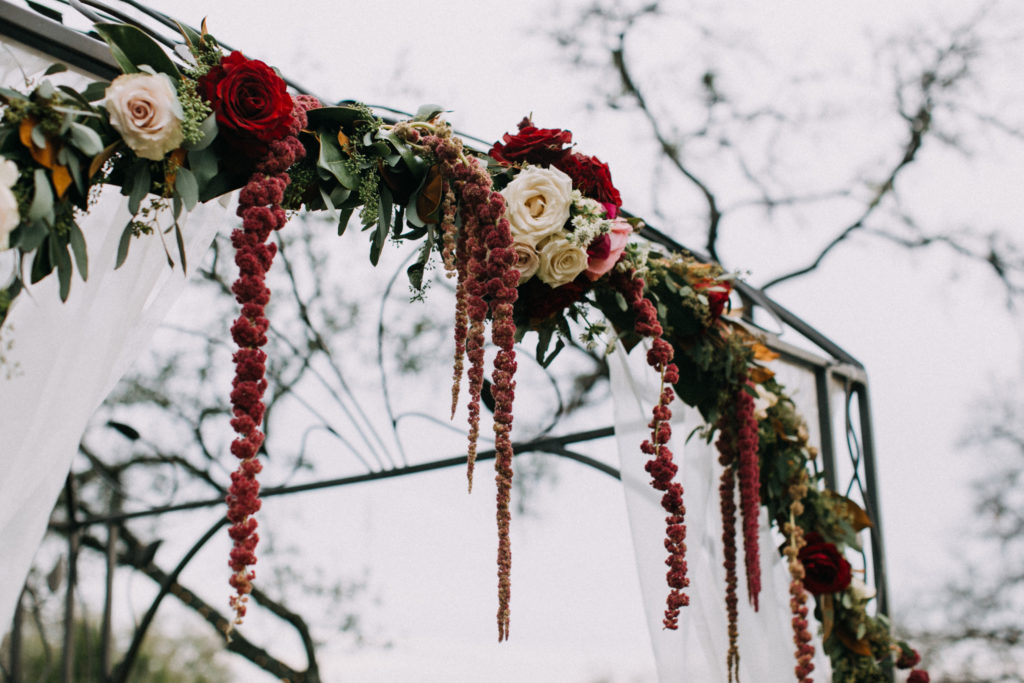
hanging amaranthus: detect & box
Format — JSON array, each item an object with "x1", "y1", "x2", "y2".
[
  {"x1": 719, "y1": 460, "x2": 740, "y2": 682},
  {"x1": 409, "y1": 122, "x2": 519, "y2": 640},
  {"x1": 224, "y1": 100, "x2": 308, "y2": 630},
  {"x1": 615, "y1": 271, "x2": 690, "y2": 629}
]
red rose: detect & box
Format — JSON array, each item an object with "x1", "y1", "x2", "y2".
[
  {"x1": 797, "y1": 533, "x2": 852, "y2": 594},
  {"x1": 199, "y1": 52, "x2": 294, "y2": 150},
  {"x1": 554, "y1": 152, "x2": 622, "y2": 210},
  {"x1": 907, "y1": 670, "x2": 929, "y2": 683},
  {"x1": 896, "y1": 646, "x2": 921, "y2": 669},
  {"x1": 694, "y1": 279, "x2": 732, "y2": 319},
  {"x1": 489, "y1": 117, "x2": 573, "y2": 166}
]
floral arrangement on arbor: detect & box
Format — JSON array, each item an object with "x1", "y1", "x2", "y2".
[{"x1": 0, "y1": 19, "x2": 930, "y2": 682}]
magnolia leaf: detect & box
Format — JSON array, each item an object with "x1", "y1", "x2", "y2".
[
  {"x1": 317, "y1": 132, "x2": 359, "y2": 191},
  {"x1": 306, "y1": 105, "x2": 368, "y2": 130},
  {"x1": 81, "y1": 81, "x2": 108, "y2": 102},
  {"x1": 93, "y1": 23, "x2": 181, "y2": 79},
  {"x1": 174, "y1": 166, "x2": 198, "y2": 211},
  {"x1": 751, "y1": 341, "x2": 780, "y2": 362},
  {"x1": 51, "y1": 164, "x2": 72, "y2": 199},
  {"x1": 416, "y1": 165, "x2": 443, "y2": 225},
  {"x1": 835, "y1": 625, "x2": 873, "y2": 657},
  {"x1": 28, "y1": 169, "x2": 53, "y2": 223},
  {"x1": 748, "y1": 366, "x2": 775, "y2": 384},
  {"x1": 174, "y1": 20, "x2": 202, "y2": 50},
  {"x1": 385, "y1": 131, "x2": 428, "y2": 176},
  {"x1": 337, "y1": 207, "x2": 354, "y2": 236},
  {"x1": 89, "y1": 140, "x2": 122, "y2": 178},
  {"x1": 115, "y1": 222, "x2": 134, "y2": 269},
  {"x1": 68, "y1": 221, "x2": 88, "y2": 279}
]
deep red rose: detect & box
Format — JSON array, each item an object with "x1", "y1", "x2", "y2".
[
  {"x1": 199, "y1": 52, "x2": 294, "y2": 150},
  {"x1": 516, "y1": 274, "x2": 591, "y2": 323},
  {"x1": 587, "y1": 233, "x2": 611, "y2": 261},
  {"x1": 489, "y1": 117, "x2": 573, "y2": 166},
  {"x1": 694, "y1": 279, "x2": 732, "y2": 319},
  {"x1": 554, "y1": 152, "x2": 622, "y2": 209},
  {"x1": 896, "y1": 646, "x2": 922, "y2": 669},
  {"x1": 797, "y1": 533, "x2": 852, "y2": 595},
  {"x1": 907, "y1": 670, "x2": 930, "y2": 683}
]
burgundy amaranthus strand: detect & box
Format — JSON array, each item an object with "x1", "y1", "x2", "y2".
[
  {"x1": 735, "y1": 384, "x2": 762, "y2": 610},
  {"x1": 225, "y1": 98, "x2": 310, "y2": 629},
  {"x1": 716, "y1": 383, "x2": 763, "y2": 605},
  {"x1": 421, "y1": 129, "x2": 519, "y2": 640},
  {"x1": 616, "y1": 272, "x2": 689, "y2": 629},
  {"x1": 719, "y1": 462, "x2": 740, "y2": 682}
]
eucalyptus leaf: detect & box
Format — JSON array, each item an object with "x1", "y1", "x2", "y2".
[
  {"x1": 44, "y1": 63, "x2": 68, "y2": 75},
  {"x1": 35, "y1": 80, "x2": 55, "y2": 100},
  {"x1": 115, "y1": 222, "x2": 134, "y2": 269},
  {"x1": 174, "y1": 166, "x2": 199, "y2": 211},
  {"x1": 127, "y1": 163, "x2": 150, "y2": 215},
  {"x1": 12, "y1": 218, "x2": 47, "y2": 252},
  {"x1": 174, "y1": 221, "x2": 187, "y2": 273},
  {"x1": 50, "y1": 235, "x2": 72, "y2": 301},
  {"x1": 93, "y1": 23, "x2": 181, "y2": 79},
  {"x1": 28, "y1": 169, "x2": 53, "y2": 223},
  {"x1": 187, "y1": 148, "x2": 218, "y2": 194},
  {"x1": 30, "y1": 124, "x2": 47, "y2": 150},
  {"x1": 30, "y1": 238, "x2": 53, "y2": 283},
  {"x1": 68, "y1": 221, "x2": 88, "y2": 279},
  {"x1": 69, "y1": 122, "x2": 103, "y2": 156},
  {"x1": 412, "y1": 104, "x2": 445, "y2": 122},
  {"x1": 184, "y1": 113, "x2": 217, "y2": 151}
]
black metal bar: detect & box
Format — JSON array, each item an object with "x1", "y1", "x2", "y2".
[
  {"x1": 814, "y1": 367, "x2": 838, "y2": 492},
  {"x1": 0, "y1": 2, "x2": 119, "y2": 79},
  {"x1": 855, "y1": 381, "x2": 889, "y2": 617}
]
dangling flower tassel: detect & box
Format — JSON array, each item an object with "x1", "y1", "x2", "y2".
[
  {"x1": 418, "y1": 126, "x2": 519, "y2": 640},
  {"x1": 719, "y1": 463, "x2": 740, "y2": 682},
  {"x1": 225, "y1": 99, "x2": 307, "y2": 632},
  {"x1": 735, "y1": 384, "x2": 762, "y2": 610},
  {"x1": 616, "y1": 271, "x2": 690, "y2": 629}
]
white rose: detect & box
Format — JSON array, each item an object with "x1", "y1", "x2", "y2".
[
  {"x1": 849, "y1": 577, "x2": 876, "y2": 602},
  {"x1": 501, "y1": 166, "x2": 573, "y2": 247},
  {"x1": 0, "y1": 158, "x2": 20, "y2": 251},
  {"x1": 537, "y1": 237, "x2": 588, "y2": 288},
  {"x1": 105, "y1": 72, "x2": 184, "y2": 161},
  {"x1": 513, "y1": 241, "x2": 540, "y2": 284}
]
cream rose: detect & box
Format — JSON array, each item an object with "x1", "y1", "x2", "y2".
[
  {"x1": 537, "y1": 237, "x2": 588, "y2": 288},
  {"x1": 0, "y1": 157, "x2": 20, "y2": 251},
  {"x1": 513, "y1": 241, "x2": 540, "y2": 284},
  {"x1": 105, "y1": 72, "x2": 184, "y2": 161},
  {"x1": 501, "y1": 165, "x2": 573, "y2": 247}
]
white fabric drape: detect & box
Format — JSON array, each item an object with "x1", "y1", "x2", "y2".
[
  {"x1": 609, "y1": 342, "x2": 832, "y2": 682},
  {"x1": 0, "y1": 186, "x2": 228, "y2": 632}
]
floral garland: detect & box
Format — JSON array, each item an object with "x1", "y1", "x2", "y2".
[{"x1": 0, "y1": 19, "x2": 933, "y2": 682}]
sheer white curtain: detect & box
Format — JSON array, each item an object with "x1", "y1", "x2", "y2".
[{"x1": 608, "y1": 343, "x2": 832, "y2": 682}]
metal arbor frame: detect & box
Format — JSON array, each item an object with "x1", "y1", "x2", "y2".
[{"x1": 0, "y1": 2, "x2": 888, "y2": 680}]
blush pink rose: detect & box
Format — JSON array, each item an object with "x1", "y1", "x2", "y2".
[{"x1": 584, "y1": 218, "x2": 631, "y2": 281}]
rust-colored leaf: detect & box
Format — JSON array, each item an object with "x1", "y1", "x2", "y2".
[
  {"x1": 835, "y1": 625, "x2": 873, "y2": 657},
  {"x1": 416, "y1": 165, "x2": 443, "y2": 224},
  {"x1": 748, "y1": 365, "x2": 775, "y2": 384},
  {"x1": 752, "y1": 341, "x2": 780, "y2": 362},
  {"x1": 20, "y1": 117, "x2": 57, "y2": 169},
  {"x1": 164, "y1": 147, "x2": 186, "y2": 188},
  {"x1": 52, "y1": 165, "x2": 72, "y2": 198},
  {"x1": 821, "y1": 594, "x2": 834, "y2": 642},
  {"x1": 89, "y1": 140, "x2": 122, "y2": 179},
  {"x1": 826, "y1": 492, "x2": 873, "y2": 531},
  {"x1": 337, "y1": 129, "x2": 350, "y2": 148}
]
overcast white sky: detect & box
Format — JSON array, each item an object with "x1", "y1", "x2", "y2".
[{"x1": 13, "y1": 0, "x2": 1024, "y2": 680}]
